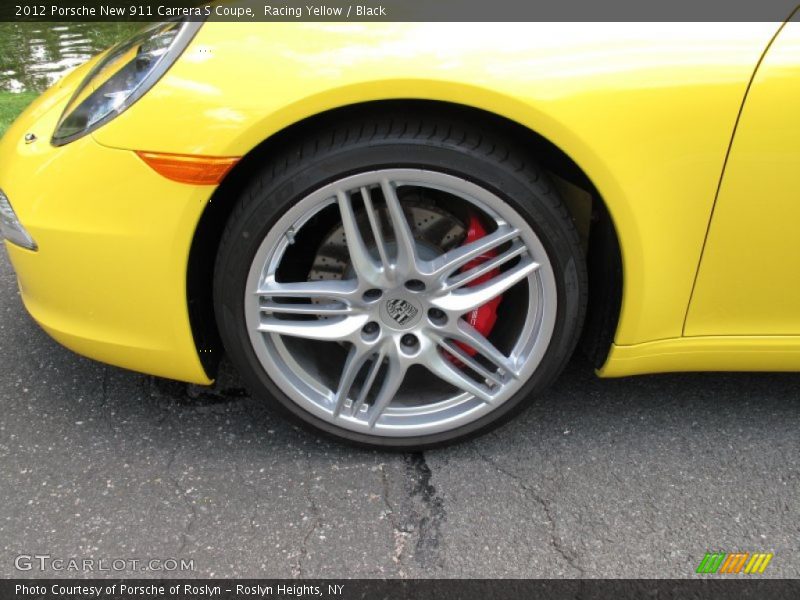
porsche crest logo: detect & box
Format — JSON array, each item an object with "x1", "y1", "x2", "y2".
[{"x1": 386, "y1": 298, "x2": 419, "y2": 325}]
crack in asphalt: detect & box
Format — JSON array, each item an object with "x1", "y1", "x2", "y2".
[
  {"x1": 291, "y1": 457, "x2": 321, "y2": 578},
  {"x1": 379, "y1": 454, "x2": 447, "y2": 574},
  {"x1": 477, "y1": 451, "x2": 584, "y2": 575},
  {"x1": 404, "y1": 453, "x2": 446, "y2": 569}
]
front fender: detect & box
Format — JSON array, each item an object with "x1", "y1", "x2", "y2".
[{"x1": 92, "y1": 21, "x2": 779, "y2": 347}]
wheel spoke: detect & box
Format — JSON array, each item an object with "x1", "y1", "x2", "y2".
[
  {"x1": 361, "y1": 185, "x2": 391, "y2": 273},
  {"x1": 351, "y1": 349, "x2": 386, "y2": 416},
  {"x1": 443, "y1": 240, "x2": 528, "y2": 292},
  {"x1": 258, "y1": 314, "x2": 368, "y2": 341},
  {"x1": 445, "y1": 320, "x2": 520, "y2": 378},
  {"x1": 437, "y1": 339, "x2": 505, "y2": 386},
  {"x1": 332, "y1": 346, "x2": 372, "y2": 417},
  {"x1": 432, "y1": 257, "x2": 540, "y2": 314},
  {"x1": 337, "y1": 189, "x2": 383, "y2": 285},
  {"x1": 380, "y1": 179, "x2": 418, "y2": 275},
  {"x1": 367, "y1": 358, "x2": 407, "y2": 428},
  {"x1": 424, "y1": 351, "x2": 496, "y2": 404},
  {"x1": 260, "y1": 300, "x2": 352, "y2": 316},
  {"x1": 428, "y1": 225, "x2": 520, "y2": 279},
  {"x1": 257, "y1": 278, "x2": 359, "y2": 301}
]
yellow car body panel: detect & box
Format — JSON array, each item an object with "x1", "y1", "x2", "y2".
[
  {"x1": 1, "y1": 21, "x2": 798, "y2": 383},
  {"x1": 602, "y1": 336, "x2": 800, "y2": 377},
  {"x1": 92, "y1": 22, "x2": 780, "y2": 351},
  {"x1": 686, "y1": 21, "x2": 800, "y2": 336},
  {"x1": 0, "y1": 62, "x2": 211, "y2": 383}
]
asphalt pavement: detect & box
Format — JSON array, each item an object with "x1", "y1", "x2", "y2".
[{"x1": 1, "y1": 247, "x2": 798, "y2": 578}]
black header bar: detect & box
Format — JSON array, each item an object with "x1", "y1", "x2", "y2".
[{"x1": 3, "y1": 0, "x2": 800, "y2": 22}]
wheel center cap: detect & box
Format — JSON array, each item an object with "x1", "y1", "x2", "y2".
[{"x1": 381, "y1": 296, "x2": 422, "y2": 330}]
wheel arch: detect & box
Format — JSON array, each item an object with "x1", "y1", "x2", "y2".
[{"x1": 187, "y1": 99, "x2": 622, "y2": 378}]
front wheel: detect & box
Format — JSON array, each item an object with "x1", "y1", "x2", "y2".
[{"x1": 214, "y1": 112, "x2": 586, "y2": 449}]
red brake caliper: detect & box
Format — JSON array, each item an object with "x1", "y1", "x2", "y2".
[{"x1": 450, "y1": 212, "x2": 502, "y2": 359}]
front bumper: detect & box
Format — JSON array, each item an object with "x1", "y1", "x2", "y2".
[{"x1": 0, "y1": 73, "x2": 212, "y2": 384}]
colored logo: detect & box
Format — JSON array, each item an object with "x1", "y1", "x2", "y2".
[{"x1": 696, "y1": 552, "x2": 773, "y2": 574}]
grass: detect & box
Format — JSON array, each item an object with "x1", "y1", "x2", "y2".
[{"x1": 0, "y1": 92, "x2": 38, "y2": 138}]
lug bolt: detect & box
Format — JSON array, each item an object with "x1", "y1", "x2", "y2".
[
  {"x1": 363, "y1": 288, "x2": 382, "y2": 302},
  {"x1": 428, "y1": 308, "x2": 447, "y2": 324},
  {"x1": 363, "y1": 322, "x2": 379, "y2": 335},
  {"x1": 405, "y1": 279, "x2": 425, "y2": 292},
  {"x1": 401, "y1": 334, "x2": 418, "y2": 347}
]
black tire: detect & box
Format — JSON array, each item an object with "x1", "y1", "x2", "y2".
[{"x1": 213, "y1": 109, "x2": 587, "y2": 449}]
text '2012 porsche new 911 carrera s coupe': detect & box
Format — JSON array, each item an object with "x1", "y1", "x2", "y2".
[{"x1": 1, "y1": 10, "x2": 799, "y2": 447}]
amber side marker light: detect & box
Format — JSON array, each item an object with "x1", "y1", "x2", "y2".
[{"x1": 136, "y1": 151, "x2": 240, "y2": 185}]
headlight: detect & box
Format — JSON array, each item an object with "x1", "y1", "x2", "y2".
[{"x1": 52, "y1": 21, "x2": 202, "y2": 146}]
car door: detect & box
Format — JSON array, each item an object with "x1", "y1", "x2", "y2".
[{"x1": 685, "y1": 14, "x2": 800, "y2": 336}]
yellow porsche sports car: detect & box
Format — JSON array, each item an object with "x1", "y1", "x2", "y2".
[{"x1": 1, "y1": 16, "x2": 799, "y2": 447}]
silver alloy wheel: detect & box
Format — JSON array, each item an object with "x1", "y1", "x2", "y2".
[{"x1": 244, "y1": 169, "x2": 558, "y2": 437}]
